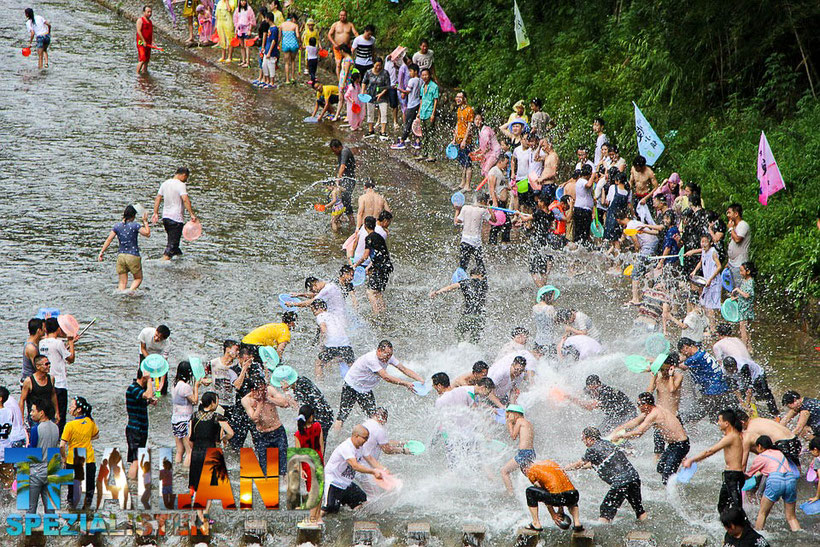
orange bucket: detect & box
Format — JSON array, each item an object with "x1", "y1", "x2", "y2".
[
  {"x1": 230, "y1": 37, "x2": 240, "y2": 48},
  {"x1": 318, "y1": 48, "x2": 329, "y2": 58}
]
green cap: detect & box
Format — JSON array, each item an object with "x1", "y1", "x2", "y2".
[
  {"x1": 506, "y1": 404, "x2": 525, "y2": 415},
  {"x1": 271, "y1": 365, "x2": 298, "y2": 386}
]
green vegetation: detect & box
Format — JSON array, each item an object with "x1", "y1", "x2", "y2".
[{"x1": 300, "y1": 0, "x2": 820, "y2": 301}]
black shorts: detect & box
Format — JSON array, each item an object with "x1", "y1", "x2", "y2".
[
  {"x1": 368, "y1": 266, "x2": 391, "y2": 292},
  {"x1": 126, "y1": 428, "x2": 148, "y2": 463},
  {"x1": 386, "y1": 88, "x2": 399, "y2": 109},
  {"x1": 526, "y1": 486, "x2": 579, "y2": 508},
  {"x1": 318, "y1": 346, "x2": 355, "y2": 363},
  {"x1": 322, "y1": 482, "x2": 367, "y2": 513},
  {"x1": 317, "y1": 95, "x2": 339, "y2": 107},
  {"x1": 528, "y1": 246, "x2": 553, "y2": 274}
]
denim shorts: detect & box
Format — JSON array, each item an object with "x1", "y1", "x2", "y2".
[
  {"x1": 36, "y1": 34, "x2": 51, "y2": 50},
  {"x1": 457, "y1": 145, "x2": 473, "y2": 168},
  {"x1": 763, "y1": 472, "x2": 797, "y2": 504}
]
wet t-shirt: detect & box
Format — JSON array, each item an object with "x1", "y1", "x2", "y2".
[
  {"x1": 582, "y1": 439, "x2": 639, "y2": 487},
  {"x1": 530, "y1": 209, "x2": 553, "y2": 247},
  {"x1": 800, "y1": 398, "x2": 820, "y2": 429},
  {"x1": 722, "y1": 524, "x2": 771, "y2": 547},
  {"x1": 365, "y1": 232, "x2": 392, "y2": 271},
  {"x1": 324, "y1": 438, "x2": 362, "y2": 489},
  {"x1": 586, "y1": 385, "x2": 635, "y2": 421},
  {"x1": 459, "y1": 278, "x2": 487, "y2": 315},
  {"x1": 684, "y1": 350, "x2": 729, "y2": 396},
  {"x1": 290, "y1": 377, "x2": 334, "y2": 429},
  {"x1": 338, "y1": 147, "x2": 356, "y2": 179},
  {"x1": 112, "y1": 221, "x2": 142, "y2": 256}
]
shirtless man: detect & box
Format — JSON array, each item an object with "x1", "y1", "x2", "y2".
[
  {"x1": 647, "y1": 353, "x2": 684, "y2": 461},
  {"x1": 501, "y1": 405, "x2": 535, "y2": 495},
  {"x1": 452, "y1": 361, "x2": 489, "y2": 387},
  {"x1": 242, "y1": 375, "x2": 291, "y2": 476},
  {"x1": 326, "y1": 10, "x2": 358, "y2": 77},
  {"x1": 738, "y1": 411, "x2": 801, "y2": 467},
  {"x1": 613, "y1": 392, "x2": 689, "y2": 484},
  {"x1": 629, "y1": 155, "x2": 658, "y2": 212},
  {"x1": 535, "y1": 139, "x2": 560, "y2": 197},
  {"x1": 356, "y1": 180, "x2": 391, "y2": 231},
  {"x1": 682, "y1": 408, "x2": 745, "y2": 513}
]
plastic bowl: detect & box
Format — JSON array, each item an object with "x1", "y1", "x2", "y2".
[
  {"x1": 721, "y1": 299, "x2": 740, "y2": 322},
  {"x1": 357, "y1": 93, "x2": 372, "y2": 103},
  {"x1": 488, "y1": 210, "x2": 506, "y2": 226},
  {"x1": 445, "y1": 144, "x2": 459, "y2": 160},
  {"x1": 189, "y1": 357, "x2": 205, "y2": 380},
  {"x1": 182, "y1": 220, "x2": 202, "y2": 242},
  {"x1": 140, "y1": 354, "x2": 169, "y2": 378},
  {"x1": 451, "y1": 191, "x2": 465, "y2": 207},
  {"x1": 676, "y1": 461, "x2": 697, "y2": 484},
  {"x1": 404, "y1": 440, "x2": 425, "y2": 455},
  {"x1": 57, "y1": 314, "x2": 79, "y2": 338},
  {"x1": 624, "y1": 354, "x2": 650, "y2": 373},
  {"x1": 412, "y1": 381, "x2": 432, "y2": 396},
  {"x1": 258, "y1": 346, "x2": 281, "y2": 369},
  {"x1": 352, "y1": 266, "x2": 366, "y2": 286},
  {"x1": 451, "y1": 267, "x2": 468, "y2": 284},
  {"x1": 645, "y1": 333, "x2": 670, "y2": 356}
]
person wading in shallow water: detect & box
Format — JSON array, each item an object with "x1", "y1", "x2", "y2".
[{"x1": 136, "y1": 5, "x2": 153, "y2": 75}]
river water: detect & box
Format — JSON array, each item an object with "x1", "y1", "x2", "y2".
[{"x1": 1, "y1": 1, "x2": 819, "y2": 545}]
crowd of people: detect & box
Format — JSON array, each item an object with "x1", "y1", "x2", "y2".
[{"x1": 10, "y1": 2, "x2": 820, "y2": 546}]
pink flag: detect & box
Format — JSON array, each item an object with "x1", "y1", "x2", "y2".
[
  {"x1": 757, "y1": 131, "x2": 785, "y2": 206},
  {"x1": 429, "y1": 0, "x2": 457, "y2": 33}
]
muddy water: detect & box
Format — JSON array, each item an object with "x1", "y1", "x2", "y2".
[{"x1": 1, "y1": 0, "x2": 818, "y2": 544}]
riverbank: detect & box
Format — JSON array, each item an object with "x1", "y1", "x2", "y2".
[{"x1": 91, "y1": 0, "x2": 464, "y2": 186}]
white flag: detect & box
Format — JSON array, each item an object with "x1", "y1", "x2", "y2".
[{"x1": 514, "y1": 0, "x2": 530, "y2": 50}]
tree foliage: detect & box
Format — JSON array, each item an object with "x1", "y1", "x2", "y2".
[{"x1": 297, "y1": 0, "x2": 820, "y2": 301}]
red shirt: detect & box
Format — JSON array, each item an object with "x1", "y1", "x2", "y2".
[
  {"x1": 137, "y1": 16, "x2": 153, "y2": 46},
  {"x1": 294, "y1": 422, "x2": 323, "y2": 462}
]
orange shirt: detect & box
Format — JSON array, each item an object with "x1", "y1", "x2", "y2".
[
  {"x1": 526, "y1": 460, "x2": 575, "y2": 493},
  {"x1": 456, "y1": 104, "x2": 475, "y2": 144}
]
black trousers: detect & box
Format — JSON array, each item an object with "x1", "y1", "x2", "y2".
[
  {"x1": 162, "y1": 218, "x2": 184, "y2": 257},
  {"x1": 488, "y1": 201, "x2": 512, "y2": 244},
  {"x1": 55, "y1": 387, "x2": 67, "y2": 434},
  {"x1": 718, "y1": 470, "x2": 745, "y2": 514},
  {"x1": 67, "y1": 461, "x2": 96, "y2": 509},
  {"x1": 307, "y1": 58, "x2": 318, "y2": 82},
  {"x1": 573, "y1": 207, "x2": 592, "y2": 243},
  {"x1": 401, "y1": 105, "x2": 419, "y2": 141},
  {"x1": 600, "y1": 480, "x2": 644, "y2": 520},
  {"x1": 458, "y1": 242, "x2": 485, "y2": 273},
  {"x1": 751, "y1": 375, "x2": 779, "y2": 417},
  {"x1": 337, "y1": 385, "x2": 376, "y2": 424}
]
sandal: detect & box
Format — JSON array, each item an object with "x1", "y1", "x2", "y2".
[
  {"x1": 524, "y1": 523, "x2": 543, "y2": 532},
  {"x1": 572, "y1": 525, "x2": 585, "y2": 533}
]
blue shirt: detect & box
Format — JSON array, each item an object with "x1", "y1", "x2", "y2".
[
  {"x1": 684, "y1": 350, "x2": 729, "y2": 395},
  {"x1": 419, "y1": 80, "x2": 439, "y2": 120},
  {"x1": 112, "y1": 221, "x2": 141, "y2": 256},
  {"x1": 662, "y1": 226, "x2": 680, "y2": 264},
  {"x1": 126, "y1": 381, "x2": 149, "y2": 432}
]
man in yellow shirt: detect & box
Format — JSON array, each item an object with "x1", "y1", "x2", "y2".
[
  {"x1": 61, "y1": 396, "x2": 99, "y2": 510},
  {"x1": 311, "y1": 82, "x2": 339, "y2": 121},
  {"x1": 242, "y1": 311, "x2": 298, "y2": 360}
]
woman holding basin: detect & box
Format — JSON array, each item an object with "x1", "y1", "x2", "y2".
[{"x1": 98, "y1": 205, "x2": 151, "y2": 292}]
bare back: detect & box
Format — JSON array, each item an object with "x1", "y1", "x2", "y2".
[
  {"x1": 358, "y1": 191, "x2": 388, "y2": 220},
  {"x1": 744, "y1": 417, "x2": 794, "y2": 447}
]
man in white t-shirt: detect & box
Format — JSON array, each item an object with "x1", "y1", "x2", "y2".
[
  {"x1": 138, "y1": 324, "x2": 171, "y2": 394},
  {"x1": 454, "y1": 193, "x2": 491, "y2": 273},
  {"x1": 557, "y1": 309, "x2": 601, "y2": 342},
  {"x1": 38, "y1": 317, "x2": 76, "y2": 433},
  {"x1": 412, "y1": 39, "x2": 435, "y2": 81},
  {"x1": 358, "y1": 407, "x2": 409, "y2": 495},
  {"x1": 725, "y1": 203, "x2": 751, "y2": 286},
  {"x1": 487, "y1": 356, "x2": 527, "y2": 404},
  {"x1": 615, "y1": 209, "x2": 661, "y2": 305},
  {"x1": 210, "y1": 339, "x2": 239, "y2": 409},
  {"x1": 334, "y1": 340, "x2": 422, "y2": 430},
  {"x1": 351, "y1": 25, "x2": 376, "y2": 74},
  {"x1": 294, "y1": 276, "x2": 347, "y2": 320},
  {"x1": 311, "y1": 300, "x2": 355, "y2": 379},
  {"x1": 321, "y1": 424, "x2": 383, "y2": 515},
  {"x1": 559, "y1": 335, "x2": 604, "y2": 361},
  {"x1": 151, "y1": 167, "x2": 197, "y2": 260}
]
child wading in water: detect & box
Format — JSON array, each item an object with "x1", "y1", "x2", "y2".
[
  {"x1": 321, "y1": 180, "x2": 345, "y2": 233},
  {"x1": 294, "y1": 405, "x2": 324, "y2": 526}
]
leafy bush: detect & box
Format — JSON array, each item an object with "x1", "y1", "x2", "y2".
[{"x1": 295, "y1": 0, "x2": 820, "y2": 301}]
